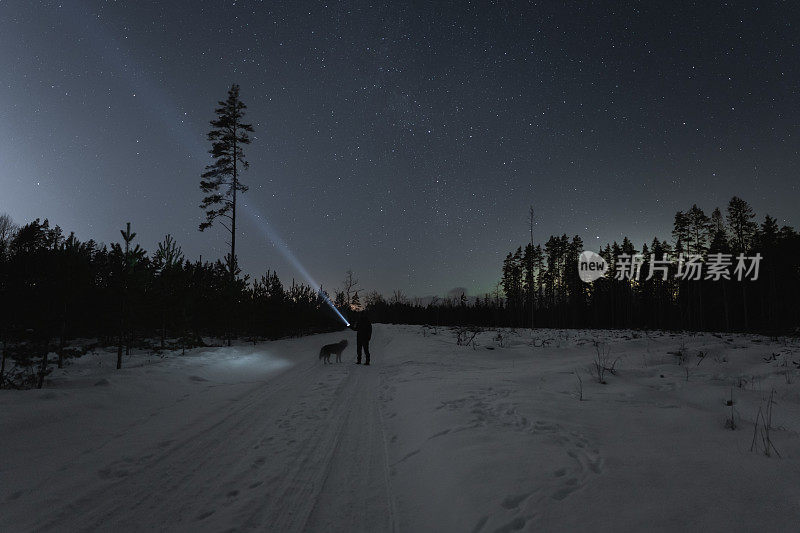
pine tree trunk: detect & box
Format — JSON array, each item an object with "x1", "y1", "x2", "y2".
[
  {"x1": 117, "y1": 320, "x2": 123, "y2": 369},
  {"x1": 697, "y1": 282, "x2": 704, "y2": 331},
  {"x1": 228, "y1": 124, "x2": 238, "y2": 348},
  {"x1": 0, "y1": 338, "x2": 7, "y2": 388},
  {"x1": 686, "y1": 282, "x2": 692, "y2": 330},
  {"x1": 58, "y1": 302, "x2": 67, "y2": 369},
  {"x1": 37, "y1": 342, "x2": 48, "y2": 389},
  {"x1": 742, "y1": 284, "x2": 749, "y2": 331},
  {"x1": 769, "y1": 271, "x2": 776, "y2": 328},
  {"x1": 722, "y1": 281, "x2": 730, "y2": 331},
  {"x1": 124, "y1": 227, "x2": 130, "y2": 356},
  {"x1": 58, "y1": 320, "x2": 65, "y2": 369}
]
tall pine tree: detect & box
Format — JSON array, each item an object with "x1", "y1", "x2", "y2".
[{"x1": 199, "y1": 84, "x2": 254, "y2": 282}]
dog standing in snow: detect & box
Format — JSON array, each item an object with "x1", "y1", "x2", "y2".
[{"x1": 319, "y1": 339, "x2": 348, "y2": 364}]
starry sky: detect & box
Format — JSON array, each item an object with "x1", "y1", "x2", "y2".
[{"x1": 1, "y1": 1, "x2": 798, "y2": 298}]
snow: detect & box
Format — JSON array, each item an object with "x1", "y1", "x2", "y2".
[{"x1": 2, "y1": 325, "x2": 800, "y2": 531}]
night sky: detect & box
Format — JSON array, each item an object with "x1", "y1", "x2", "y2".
[{"x1": 2, "y1": 1, "x2": 798, "y2": 298}]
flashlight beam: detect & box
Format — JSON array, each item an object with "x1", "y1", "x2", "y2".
[{"x1": 244, "y1": 207, "x2": 350, "y2": 326}]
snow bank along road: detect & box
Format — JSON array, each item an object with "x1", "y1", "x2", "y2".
[{"x1": 2, "y1": 325, "x2": 800, "y2": 532}]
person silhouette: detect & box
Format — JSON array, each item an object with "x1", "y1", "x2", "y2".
[{"x1": 348, "y1": 311, "x2": 373, "y2": 365}]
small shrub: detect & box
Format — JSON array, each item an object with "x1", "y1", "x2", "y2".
[
  {"x1": 456, "y1": 326, "x2": 481, "y2": 349},
  {"x1": 494, "y1": 331, "x2": 505, "y2": 348},
  {"x1": 725, "y1": 387, "x2": 737, "y2": 430},
  {"x1": 591, "y1": 341, "x2": 617, "y2": 384}
]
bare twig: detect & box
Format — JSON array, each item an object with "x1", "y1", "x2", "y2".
[{"x1": 750, "y1": 388, "x2": 780, "y2": 457}]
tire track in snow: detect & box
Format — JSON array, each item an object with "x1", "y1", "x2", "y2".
[
  {"x1": 30, "y1": 335, "x2": 396, "y2": 532},
  {"x1": 31, "y1": 356, "x2": 321, "y2": 530},
  {"x1": 262, "y1": 328, "x2": 397, "y2": 532},
  {"x1": 303, "y1": 368, "x2": 396, "y2": 532}
]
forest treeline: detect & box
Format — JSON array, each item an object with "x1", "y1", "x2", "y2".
[
  {"x1": 0, "y1": 215, "x2": 343, "y2": 387},
  {"x1": 365, "y1": 196, "x2": 799, "y2": 333},
  {"x1": 0, "y1": 194, "x2": 797, "y2": 388},
  {"x1": 492, "y1": 196, "x2": 800, "y2": 333}
]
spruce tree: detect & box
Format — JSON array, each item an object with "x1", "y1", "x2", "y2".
[
  {"x1": 116, "y1": 222, "x2": 142, "y2": 366},
  {"x1": 726, "y1": 196, "x2": 757, "y2": 253}
]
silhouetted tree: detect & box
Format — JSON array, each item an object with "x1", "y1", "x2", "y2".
[
  {"x1": 726, "y1": 196, "x2": 757, "y2": 254},
  {"x1": 342, "y1": 270, "x2": 359, "y2": 308},
  {"x1": 199, "y1": 83, "x2": 254, "y2": 281},
  {"x1": 152, "y1": 234, "x2": 184, "y2": 348},
  {"x1": 685, "y1": 204, "x2": 712, "y2": 256}
]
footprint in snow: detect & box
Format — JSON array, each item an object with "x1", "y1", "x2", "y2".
[
  {"x1": 494, "y1": 516, "x2": 527, "y2": 533},
  {"x1": 470, "y1": 515, "x2": 489, "y2": 533},
  {"x1": 196, "y1": 510, "x2": 215, "y2": 520},
  {"x1": 427, "y1": 428, "x2": 451, "y2": 440},
  {"x1": 501, "y1": 492, "x2": 532, "y2": 510},
  {"x1": 97, "y1": 468, "x2": 129, "y2": 479},
  {"x1": 393, "y1": 449, "x2": 420, "y2": 465},
  {"x1": 552, "y1": 484, "x2": 578, "y2": 501}
]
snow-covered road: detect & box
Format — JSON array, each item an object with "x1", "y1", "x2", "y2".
[
  {"x1": 3, "y1": 325, "x2": 800, "y2": 532},
  {"x1": 2, "y1": 331, "x2": 397, "y2": 532}
]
